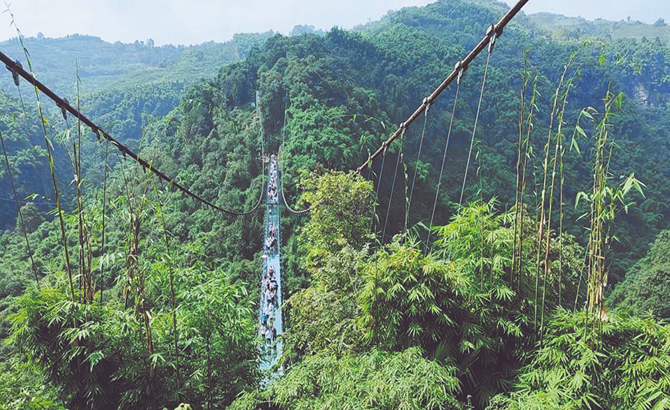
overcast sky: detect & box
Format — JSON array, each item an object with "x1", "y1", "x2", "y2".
[{"x1": 0, "y1": 0, "x2": 667, "y2": 46}]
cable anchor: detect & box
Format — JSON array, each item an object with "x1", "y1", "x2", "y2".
[
  {"x1": 422, "y1": 97, "x2": 431, "y2": 114},
  {"x1": 5, "y1": 60, "x2": 21, "y2": 86},
  {"x1": 92, "y1": 127, "x2": 102, "y2": 142},
  {"x1": 486, "y1": 24, "x2": 497, "y2": 53},
  {"x1": 454, "y1": 60, "x2": 467, "y2": 85},
  {"x1": 59, "y1": 98, "x2": 69, "y2": 120}
]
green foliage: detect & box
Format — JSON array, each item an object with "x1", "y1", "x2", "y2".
[
  {"x1": 492, "y1": 310, "x2": 670, "y2": 410},
  {"x1": 610, "y1": 228, "x2": 670, "y2": 319},
  {"x1": 230, "y1": 348, "x2": 464, "y2": 410},
  {"x1": 5, "y1": 1, "x2": 670, "y2": 409},
  {"x1": 299, "y1": 171, "x2": 374, "y2": 262},
  {"x1": 6, "y1": 265, "x2": 259, "y2": 409},
  {"x1": 284, "y1": 245, "x2": 368, "y2": 358},
  {"x1": 359, "y1": 237, "x2": 464, "y2": 352},
  {"x1": 0, "y1": 363, "x2": 66, "y2": 410},
  {"x1": 284, "y1": 172, "x2": 374, "y2": 358},
  {"x1": 0, "y1": 33, "x2": 273, "y2": 96}
]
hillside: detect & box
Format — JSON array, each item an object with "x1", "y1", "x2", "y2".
[
  {"x1": 0, "y1": 32, "x2": 275, "y2": 96},
  {"x1": 2, "y1": 1, "x2": 670, "y2": 409},
  {"x1": 529, "y1": 12, "x2": 670, "y2": 42},
  {"x1": 0, "y1": 32, "x2": 273, "y2": 230}
]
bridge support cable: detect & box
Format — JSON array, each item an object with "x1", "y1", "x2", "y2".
[
  {"x1": 0, "y1": 51, "x2": 264, "y2": 217},
  {"x1": 100, "y1": 140, "x2": 109, "y2": 306},
  {"x1": 356, "y1": 0, "x2": 529, "y2": 175},
  {"x1": 426, "y1": 66, "x2": 464, "y2": 249},
  {"x1": 371, "y1": 146, "x2": 387, "y2": 233},
  {"x1": 406, "y1": 101, "x2": 430, "y2": 221},
  {"x1": 0, "y1": 131, "x2": 40, "y2": 288},
  {"x1": 278, "y1": 148, "x2": 311, "y2": 215},
  {"x1": 381, "y1": 131, "x2": 405, "y2": 244},
  {"x1": 277, "y1": 98, "x2": 311, "y2": 214},
  {"x1": 460, "y1": 29, "x2": 496, "y2": 205}
]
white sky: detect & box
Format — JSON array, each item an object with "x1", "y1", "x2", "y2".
[{"x1": 0, "y1": 0, "x2": 667, "y2": 46}]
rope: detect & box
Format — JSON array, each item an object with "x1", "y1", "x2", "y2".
[
  {"x1": 100, "y1": 140, "x2": 109, "y2": 306},
  {"x1": 460, "y1": 30, "x2": 496, "y2": 205},
  {"x1": 278, "y1": 146, "x2": 311, "y2": 214},
  {"x1": 356, "y1": 0, "x2": 530, "y2": 174},
  {"x1": 0, "y1": 51, "x2": 264, "y2": 217},
  {"x1": 426, "y1": 64, "x2": 464, "y2": 247},
  {"x1": 382, "y1": 129, "x2": 405, "y2": 244},
  {"x1": 226, "y1": 144, "x2": 267, "y2": 215},
  {"x1": 0, "y1": 195, "x2": 52, "y2": 205},
  {"x1": 278, "y1": 98, "x2": 311, "y2": 214},
  {"x1": 371, "y1": 146, "x2": 387, "y2": 232},
  {"x1": 0, "y1": 130, "x2": 40, "y2": 288},
  {"x1": 406, "y1": 101, "x2": 430, "y2": 220}
]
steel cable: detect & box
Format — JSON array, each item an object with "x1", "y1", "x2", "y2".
[
  {"x1": 426, "y1": 66, "x2": 464, "y2": 248},
  {"x1": 382, "y1": 130, "x2": 405, "y2": 244},
  {"x1": 460, "y1": 32, "x2": 495, "y2": 205},
  {"x1": 278, "y1": 99, "x2": 311, "y2": 214},
  {"x1": 100, "y1": 139, "x2": 109, "y2": 306},
  {"x1": 371, "y1": 146, "x2": 387, "y2": 232},
  {"x1": 406, "y1": 102, "x2": 430, "y2": 221}
]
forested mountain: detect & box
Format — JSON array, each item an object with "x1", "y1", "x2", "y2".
[
  {"x1": 0, "y1": 32, "x2": 273, "y2": 231},
  {"x1": 0, "y1": 33, "x2": 275, "y2": 95},
  {"x1": 2, "y1": 0, "x2": 670, "y2": 409}
]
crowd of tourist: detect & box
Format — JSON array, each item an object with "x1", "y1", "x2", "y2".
[
  {"x1": 267, "y1": 155, "x2": 278, "y2": 203},
  {"x1": 260, "y1": 154, "x2": 280, "y2": 347}
]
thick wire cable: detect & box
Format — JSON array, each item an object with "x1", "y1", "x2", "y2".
[
  {"x1": 100, "y1": 140, "x2": 109, "y2": 306},
  {"x1": 406, "y1": 102, "x2": 430, "y2": 220},
  {"x1": 371, "y1": 147, "x2": 387, "y2": 232},
  {"x1": 0, "y1": 195, "x2": 51, "y2": 204},
  {"x1": 375, "y1": 149, "x2": 387, "y2": 199},
  {"x1": 459, "y1": 34, "x2": 495, "y2": 205},
  {"x1": 0, "y1": 130, "x2": 40, "y2": 288},
  {"x1": 382, "y1": 130, "x2": 405, "y2": 244},
  {"x1": 278, "y1": 146, "x2": 311, "y2": 214},
  {"x1": 278, "y1": 99, "x2": 311, "y2": 214},
  {"x1": 426, "y1": 69, "x2": 463, "y2": 248}
]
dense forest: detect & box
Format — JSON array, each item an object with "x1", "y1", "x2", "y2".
[{"x1": 2, "y1": 0, "x2": 670, "y2": 408}]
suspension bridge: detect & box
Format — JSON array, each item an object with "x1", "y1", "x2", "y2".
[
  {"x1": 0, "y1": 0, "x2": 532, "y2": 383},
  {"x1": 260, "y1": 154, "x2": 284, "y2": 374}
]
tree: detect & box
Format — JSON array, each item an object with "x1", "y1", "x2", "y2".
[
  {"x1": 610, "y1": 228, "x2": 670, "y2": 319},
  {"x1": 492, "y1": 310, "x2": 670, "y2": 410},
  {"x1": 298, "y1": 171, "x2": 374, "y2": 265},
  {"x1": 15, "y1": 203, "x2": 44, "y2": 234},
  {"x1": 230, "y1": 348, "x2": 463, "y2": 410},
  {"x1": 284, "y1": 171, "x2": 374, "y2": 358}
]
